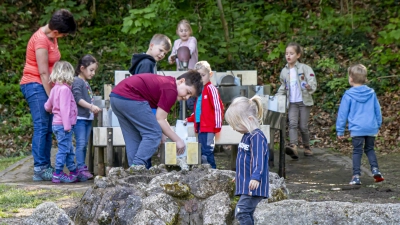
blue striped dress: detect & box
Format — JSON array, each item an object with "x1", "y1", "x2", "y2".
[{"x1": 235, "y1": 129, "x2": 269, "y2": 198}]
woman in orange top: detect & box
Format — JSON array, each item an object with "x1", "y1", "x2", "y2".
[{"x1": 20, "y1": 9, "x2": 76, "y2": 181}]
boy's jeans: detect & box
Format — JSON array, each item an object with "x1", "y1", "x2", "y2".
[
  {"x1": 111, "y1": 97, "x2": 161, "y2": 168},
  {"x1": 53, "y1": 125, "x2": 76, "y2": 172},
  {"x1": 73, "y1": 119, "x2": 92, "y2": 169},
  {"x1": 20, "y1": 83, "x2": 53, "y2": 169},
  {"x1": 288, "y1": 102, "x2": 311, "y2": 146},
  {"x1": 352, "y1": 136, "x2": 379, "y2": 176},
  {"x1": 198, "y1": 132, "x2": 216, "y2": 169},
  {"x1": 235, "y1": 194, "x2": 264, "y2": 225}
]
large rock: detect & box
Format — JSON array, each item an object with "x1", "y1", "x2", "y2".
[
  {"x1": 202, "y1": 192, "x2": 232, "y2": 225},
  {"x1": 71, "y1": 165, "x2": 288, "y2": 225},
  {"x1": 24, "y1": 202, "x2": 74, "y2": 225},
  {"x1": 254, "y1": 199, "x2": 400, "y2": 224}
]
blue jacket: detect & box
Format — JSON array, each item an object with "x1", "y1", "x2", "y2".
[
  {"x1": 235, "y1": 129, "x2": 269, "y2": 198},
  {"x1": 336, "y1": 85, "x2": 382, "y2": 137}
]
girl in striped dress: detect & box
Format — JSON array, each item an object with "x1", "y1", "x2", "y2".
[{"x1": 225, "y1": 96, "x2": 269, "y2": 225}]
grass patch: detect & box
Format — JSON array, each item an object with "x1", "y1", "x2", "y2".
[
  {"x1": 0, "y1": 184, "x2": 83, "y2": 218},
  {"x1": 0, "y1": 156, "x2": 26, "y2": 172}
]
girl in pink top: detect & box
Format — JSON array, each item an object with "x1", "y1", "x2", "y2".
[
  {"x1": 168, "y1": 20, "x2": 199, "y2": 117},
  {"x1": 44, "y1": 61, "x2": 85, "y2": 183},
  {"x1": 168, "y1": 19, "x2": 198, "y2": 70}
]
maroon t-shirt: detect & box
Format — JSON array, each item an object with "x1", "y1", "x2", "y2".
[{"x1": 112, "y1": 74, "x2": 178, "y2": 113}]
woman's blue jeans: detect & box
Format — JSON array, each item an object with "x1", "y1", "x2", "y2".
[
  {"x1": 20, "y1": 83, "x2": 53, "y2": 170},
  {"x1": 73, "y1": 119, "x2": 92, "y2": 169}
]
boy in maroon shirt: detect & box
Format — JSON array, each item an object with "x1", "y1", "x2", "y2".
[{"x1": 110, "y1": 70, "x2": 203, "y2": 168}]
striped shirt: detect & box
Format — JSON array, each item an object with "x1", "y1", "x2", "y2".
[
  {"x1": 20, "y1": 28, "x2": 61, "y2": 85},
  {"x1": 235, "y1": 129, "x2": 269, "y2": 198}
]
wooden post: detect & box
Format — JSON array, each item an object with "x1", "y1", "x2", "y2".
[
  {"x1": 230, "y1": 144, "x2": 238, "y2": 171},
  {"x1": 104, "y1": 84, "x2": 112, "y2": 108},
  {"x1": 160, "y1": 143, "x2": 165, "y2": 164},
  {"x1": 269, "y1": 128, "x2": 275, "y2": 168},
  {"x1": 278, "y1": 114, "x2": 286, "y2": 178},
  {"x1": 106, "y1": 127, "x2": 113, "y2": 175},
  {"x1": 115, "y1": 147, "x2": 123, "y2": 167},
  {"x1": 87, "y1": 121, "x2": 94, "y2": 173},
  {"x1": 198, "y1": 143, "x2": 201, "y2": 165},
  {"x1": 122, "y1": 147, "x2": 129, "y2": 168},
  {"x1": 96, "y1": 110, "x2": 105, "y2": 176}
]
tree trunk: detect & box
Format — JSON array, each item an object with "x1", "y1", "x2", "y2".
[{"x1": 216, "y1": 0, "x2": 232, "y2": 61}]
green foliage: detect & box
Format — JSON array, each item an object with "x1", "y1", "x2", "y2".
[{"x1": 1, "y1": 0, "x2": 400, "y2": 155}]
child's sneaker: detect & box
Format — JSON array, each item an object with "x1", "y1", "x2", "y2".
[
  {"x1": 303, "y1": 146, "x2": 313, "y2": 156},
  {"x1": 372, "y1": 167, "x2": 385, "y2": 183},
  {"x1": 70, "y1": 171, "x2": 88, "y2": 182},
  {"x1": 52, "y1": 172, "x2": 77, "y2": 183},
  {"x1": 78, "y1": 166, "x2": 94, "y2": 180},
  {"x1": 33, "y1": 167, "x2": 53, "y2": 181},
  {"x1": 285, "y1": 144, "x2": 299, "y2": 160},
  {"x1": 349, "y1": 175, "x2": 361, "y2": 185}
]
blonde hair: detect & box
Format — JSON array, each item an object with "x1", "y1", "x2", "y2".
[
  {"x1": 176, "y1": 19, "x2": 192, "y2": 36},
  {"x1": 225, "y1": 96, "x2": 263, "y2": 133},
  {"x1": 194, "y1": 61, "x2": 212, "y2": 73},
  {"x1": 49, "y1": 61, "x2": 75, "y2": 85},
  {"x1": 348, "y1": 64, "x2": 367, "y2": 84},
  {"x1": 150, "y1": 34, "x2": 172, "y2": 51}
]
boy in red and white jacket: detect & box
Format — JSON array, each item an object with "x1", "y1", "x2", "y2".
[{"x1": 186, "y1": 61, "x2": 224, "y2": 169}]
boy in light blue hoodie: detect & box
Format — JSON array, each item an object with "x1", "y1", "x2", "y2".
[{"x1": 336, "y1": 64, "x2": 384, "y2": 185}]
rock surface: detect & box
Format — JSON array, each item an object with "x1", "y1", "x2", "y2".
[
  {"x1": 71, "y1": 164, "x2": 288, "y2": 225},
  {"x1": 23, "y1": 202, "x2": 74, "y2": 225},
  {"x1": 254, "y1": 199, "x2": 400, "y2": 224}
]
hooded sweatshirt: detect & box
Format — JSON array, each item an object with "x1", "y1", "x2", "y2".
[
  {"x1": 336, "y1": 85, "x2": 382, "y2": 137},
  {"x1": 128, "y1": 53, "x2": 157, "y2": 75}
]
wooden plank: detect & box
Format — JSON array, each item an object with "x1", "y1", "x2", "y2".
[
  {"x1": 227, "y1": 70, "x2": 257, "y2": 85},
  {"x1": 165, "y1": 142, "x2": 177, "y2": 165},
  {"x1": 106, "y1": 127, "x2": 113, "y2": 175},
  {"x1": 93, "y1": 125, "x2": 270, "y2": 146},
  {"x1": 97, "y1": 147, "x2": 105, "y2": 176},
  {"x1": 186, "y1": 142, "x2": 199, "y2": 165}
]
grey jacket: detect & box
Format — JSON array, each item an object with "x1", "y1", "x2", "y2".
[
  {"x1": 72, "y1": 77, "x2": 93, "y2": 118},
  {"x1": 276, "y1": 61, "x2": 317, "y2": 106}
]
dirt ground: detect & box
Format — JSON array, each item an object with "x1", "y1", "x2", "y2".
[{"x1": 1, "y1": 146, "x2": 399, "y2": 224}]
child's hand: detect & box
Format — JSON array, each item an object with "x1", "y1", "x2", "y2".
[
  {"x1": 249, "y1": 179, "x2": 260, "y2": 190},
  {"x1": 183, "y1": 118, "x2": 188, "y2": 126},
  {"x1": 232, "y1": 178, "x2": 235, "y2": 183},
  {"x1": 337, "y1": 135, "x2": 345, "y2": 140},
  {"x1": 91, "y1": 105, "x2": 101, "y2": 113},
  {"x1": 169, "y1": 55, "x2": 176, "y2": 64},
  {"x1": 305, "y1": 84, "x2": 312, "y2": 90},
  {"x1": 176, "y1": 139, "x2": 186, "y2": 155}
]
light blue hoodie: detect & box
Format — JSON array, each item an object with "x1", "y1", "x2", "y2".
[{"x1": 336, "y1": 85, "x2": 382, "y2": 137}]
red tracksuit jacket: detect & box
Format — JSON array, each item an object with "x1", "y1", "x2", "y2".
[{"x1": 187, "y1": 82, "x2": 224, "y2": 133}]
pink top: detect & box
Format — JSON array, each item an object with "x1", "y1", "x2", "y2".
[
  {"x1": 44, "y1": 83, "x2": 77, "y2": 131},
  {"x1": 171, "y1": 36, "x2": 198, "y2": 70}
]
